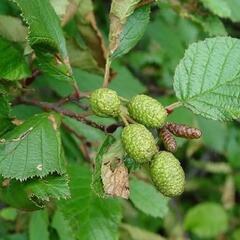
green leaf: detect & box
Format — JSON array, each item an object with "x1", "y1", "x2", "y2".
[
  {"x1": 0, "y1": 113, "x2": 65, "y2": 180},
  {"x1": 0, "y1": 37, "x2": 30, "y2": 81},
  {"x1": 92, "y1": 137, "x2": 128, "y2": 199},
  {"x1": 50, "y1": 0, "x2": 69, "y2": 19},
  {"x1": 190, "y1": 15, "x2": 227, "y2": 36},
  {"x1": 51, "y1": 210, "x2": 75, "y2": 240},
  {"x1": 120, "y1": 224, "x2": 166, "y2": 240},
  {"x1": 58, "y1": 165, "x2": 122, "y2": 240},
  {"x1": 0, "y1": 179, "x2": 41, "y2": 211},
  {"x1": 109, "y1": 0, "x2": 142, "y2": 56},
  {"x1": 14, "y1": 0, "x2": 75, "y2": 90},
  {"x1": 0, "y1": 174, "x2": 70, "y2": 210},
  {"x1": 184, "y1": 202, "x2": 228, "y2": 238},
  {"x1": 0, "y1": 208, "x2": 17, "y2": 221},
  {"x1": 110, "y1": 0, "x2": 141, "y2": 23},
  {"x1": 29, "y1": 210, "x2": 49, "y2": 240},
  {"x1": 67, "y1": 38, "x2": 103, "y2": 75},
  {"x1": 25, "y1": 174, "x2": 70, "y2": 202},
  {"x1": 224, "y1": 0, "x2": 240, "y2": 22},
  {"x1": 35, "y1": 51, "x2": 74, "y2": 94},
  {"x1": 91, "y1": 136, "x2": 115, "y2": 197},
  {"x1": 111, "y1": 5, "x2": 150, "y2": 60},
  {"x1": 0, "y1": 15, "x2": 27, "y2": 42},
  {"x1": 14, "y1": 0, "x2": 67, "y2": 57},
  {"x1": 129, "y1": 178, "x2": 169, "y2": 218},
  {"x1": 0, "y1": 95, "x2": 10, "y2": 118},
  {"x1": 174, "y1": 37, "x2": 240, "y2": 121},
  {"x1": 199, "y1": 0, "x2": 231, "y2": 18}
]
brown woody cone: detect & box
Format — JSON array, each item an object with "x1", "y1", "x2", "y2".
[
  {"x1": 166, "y1": 122, "x2": 202, "y2": 139},
  {"x1": 159, "y1": 127, "x2": 177, "y2": 153}
]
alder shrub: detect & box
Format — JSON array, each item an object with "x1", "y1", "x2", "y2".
[{"x1": 0, "y1": 0, "x2": 240, "y2": 239}]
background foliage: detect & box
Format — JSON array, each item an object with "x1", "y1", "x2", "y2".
[{"x1": 0, "y1": 0, "x2": 240, "y2": 239}]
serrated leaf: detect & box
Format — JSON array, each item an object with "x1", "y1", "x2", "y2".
[
  {"x1": 14, "y1": 0, "x2": 67, "y2": 57},
  {"x1": 174, "y1": 37, "x2": 240, "y2": 121},
  {"x1": 29, "y1": 210, "x2": 49, "y2": 240},
  {"x1": 0, "y1": 113, "x2": 65, "y2": 180},
  {"x1": 129, "y1": 178, "x2": 169, "y2": 218},
  {"x1": 26, "y1": 174, "x2": 70, "y2": 202},
  {"x1": 184, "y1": 202, "x2": 228, "y2": 238},
  {"x1": 199, "y1": 0, "x2": 231, "y2": 18},
  {"x1": 91, "y1": 136, "x2": 115, "y2": 197},
  {"x1": 35, "y1": 51, "x2": 74, "y2": 95},
  {"x1": 58, "y1": 165, "x2": 122, "y2": 240},
  {"x1": 14, "y1": 0, "x2": 75, "y2": 88},
  {"x1": 0, "y1": 174, "x2": 70, "y2": 210},
  {"x1": 111, "y1": 5, "x2": 150, "y2": 60},
  {"x1": 109, "y1": 0, "x2": 142, "y2": 56},
  {"x1": 0, "y1": 177, "x2": 41, "y2": 211},
  {"x1": 0, "y1": 15, "x2": 27, "y2": 42},
  {"x1": 0, "y1": 37, "x2": 30, "y2": 81}
]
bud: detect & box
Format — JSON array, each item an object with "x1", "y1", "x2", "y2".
[
  {"x1": 166, "y1": 122, "x2": 202, "y2": 139},
  {"x1": 159, "y1": 127, "x2": 177, "y2": 153}
]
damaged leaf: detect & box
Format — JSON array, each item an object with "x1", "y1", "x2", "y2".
[
  {"x1": 102, "y1": 156, "x2": 129, "y2": 199},
  {"x1": 0, "y1": 113, "x2": 65, "y2": 180},
  {"x1": 109, "y1": 0, "x2": 150, "y2": 58}
]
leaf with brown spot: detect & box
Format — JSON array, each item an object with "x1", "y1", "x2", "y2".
[
  {"x1": 92, "y1": 137, "x2": 129, "y2": 199},
  {"x1": 102, "y1": 158, "x2": 129, "y2": 199},
  {"x1": 0, "y1": 113, "x2": 65, "y2": 181},
  {"x1": 48, "y1": 113, "x2": 59, "y2": 130},
  {"x1": 109, "y1": 1, "x2": 150, "y2": 60}
]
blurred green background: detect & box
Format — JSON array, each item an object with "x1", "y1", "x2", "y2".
[{"x1": 1, "y1": 0, "x2": 240, "y2": 240}]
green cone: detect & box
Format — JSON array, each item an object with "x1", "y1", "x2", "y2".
[
  {"x1": 90, "y1": 88, "x2": 121, "y2": 117},
  {"x1": 121, "y1": 124, "x2": 158, "y2": 163},
  {"x1": 128, "y1": 95, "x2": 167, "y2": 128},
  {"x1": 150, "y1": 151, "x2": 185, "y2": 197}
]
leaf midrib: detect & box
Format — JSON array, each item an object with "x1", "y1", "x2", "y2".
[{"x1": 182, "y1": 71, "x2": 240, "y2": 103}]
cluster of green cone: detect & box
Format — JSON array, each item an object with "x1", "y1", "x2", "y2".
[{"x1": 90, "y1": 88, "x2": 186, "y2": 198}]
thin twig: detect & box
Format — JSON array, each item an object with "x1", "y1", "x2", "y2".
[
  {"x1": 16, "y1": 97, "x2": 123, "y2": 134},
  {"x1": 57, "y1": 91, "x2": 90, "y2": 106},
  {"x1": 102, "y1": 57, "x2": 111, "y2": 88},
  {"x1": 23, "y1": 69, "x2": 41, "y2": 86},
  {"x1": 165, "y1": 101, "x2": 182, "y2": 114},
  {"x1": 119, "y1": 113, "x2": 129, "y2": 126},
  {"x1": 18, "y1": 97, "x2": 106, "y2": 132}
]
